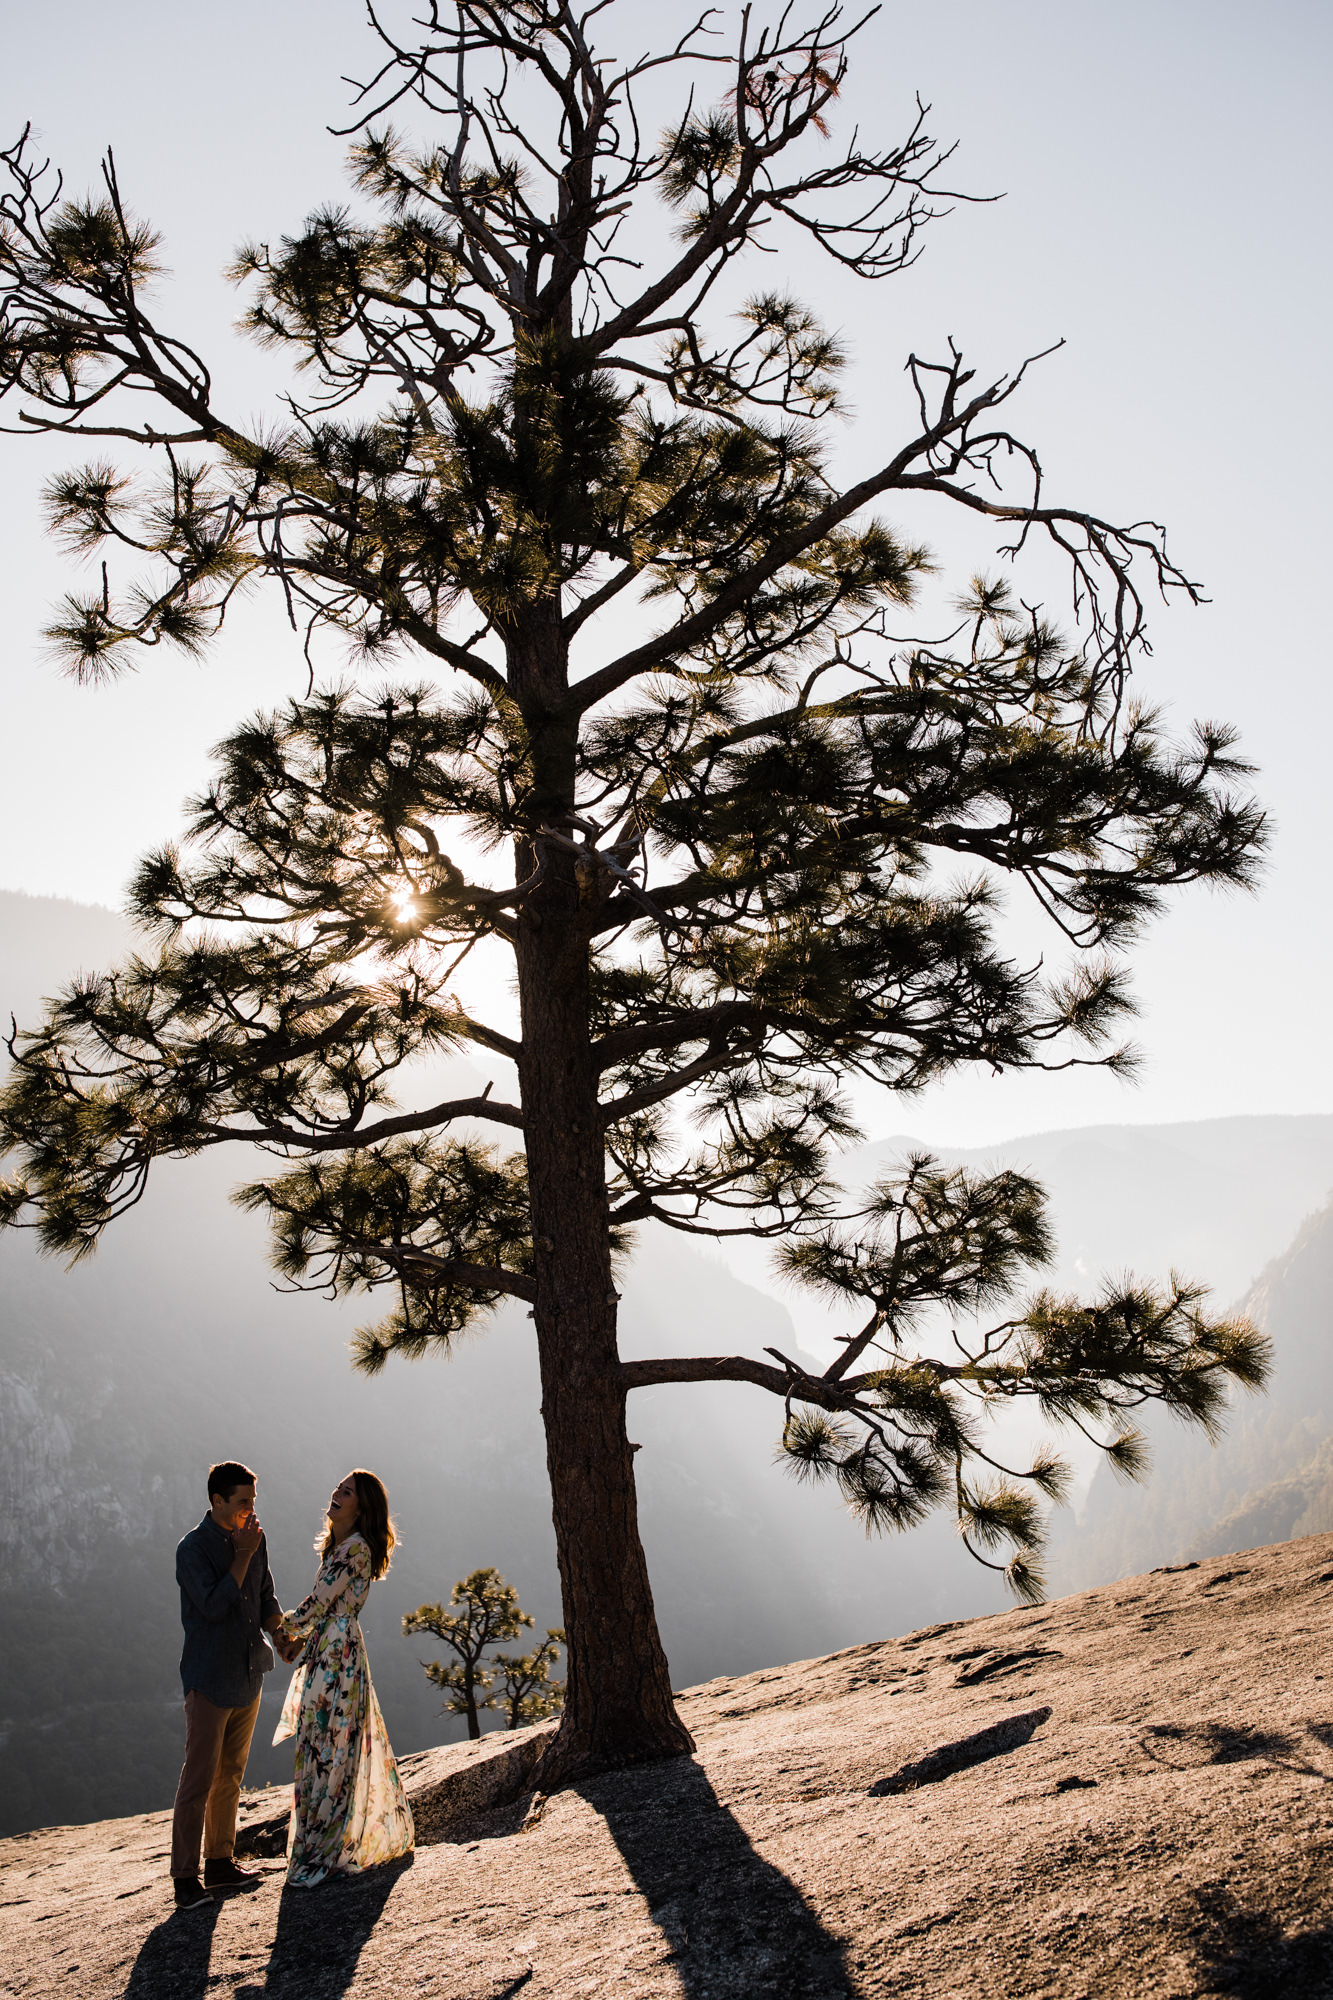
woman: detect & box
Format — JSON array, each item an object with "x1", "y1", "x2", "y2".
[{"x1": 274, "y1": 1469, "x2": 414, "y2": 1887}]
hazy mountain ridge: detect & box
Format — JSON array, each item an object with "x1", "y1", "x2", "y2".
[
  {"x1": 1188, "y1": 1435, "x2": 1333, "y2": 1562},
  {"x1": 0, "y1": 1250, "x2": 200, "y2": 1590},
  {"x1": 1049, "y1": 1192, "x2": 1333, "y2": 1590},
  {"x1": 854, "y1": 1117, "x2": 1333, "y2": 1311}
]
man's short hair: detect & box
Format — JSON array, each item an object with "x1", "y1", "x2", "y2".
[{"x1": 207, "y1": 1460, "x2": 257, "y2": 1503}]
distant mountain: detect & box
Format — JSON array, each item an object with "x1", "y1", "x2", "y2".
[
  {"x1": 852, "y1": 1116, "x2": 1333, "y2": 1311},
  {"x1": 1048, "y1": 1195, "x2": 1333, "y2": 1590},
  {"x1": 1187, "y1": 1436, "x2": 1333, "y2": 1563},
  {"x1": 4, "y1": 889, "x2": 1333, "y2": 1838}
]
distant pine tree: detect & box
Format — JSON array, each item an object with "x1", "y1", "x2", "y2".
[
  {"x1": 403, "y1": 1568, "x2": 563, "y2": 1737},
  {"x1": 0, "y1": 1, "x2": 1269, "y2": 1786},
  {"x1": 494, "y1": 1631, "x2": 566, "y2": 1731}
]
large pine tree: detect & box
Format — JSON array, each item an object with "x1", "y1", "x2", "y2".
[{"x1": 0, "y1": 2, "x2": 1267, "y2": 1784}]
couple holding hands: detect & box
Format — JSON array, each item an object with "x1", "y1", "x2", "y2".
[{"x1": 170, "y1": 1460, "x2": 414, "y2": 1909}]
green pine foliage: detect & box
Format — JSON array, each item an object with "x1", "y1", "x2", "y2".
[
  {"x1": 403, "y1": 1567, "x2": 563, "y2": 1737},
  {"x1": 0, "y1": 1, "x2": 1271, "y2": 1623},
  {"x1": 494, "y1": 1631, "x2": 567, "y2": 1731}
]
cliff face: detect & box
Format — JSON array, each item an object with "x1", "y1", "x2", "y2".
[
  {"x1": 4, "y1": 1533, "x2": 1333, "y2": 2000},
  {"x1": 0, "y1": 1316, "x2": 197, "y2": 1593}
]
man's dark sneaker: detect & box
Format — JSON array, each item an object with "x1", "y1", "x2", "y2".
[
  {"x1": 203, "y1": 1858, "x2": 261, "y2": 1890},
  {"x1": 173, "y1": 1878, "x2": 214, "y2": 1910}
]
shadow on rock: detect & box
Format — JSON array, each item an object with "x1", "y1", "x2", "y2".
[
  {"x1": 1188, "y1": 1886, "x2": 1333, "y2": 1998},
  {"x1": 125, "y1": 1898, "x2": 221, "y2": 2000},
  {"x1": 1143, "y1": 1722, "x2": 1333, "y2": 1782},
  {"x1": 580, "y1": 1757, "x2": 851, "y2": 1999},
  {"x1": 233, "y1": 1857, "x2": 413, "y2": 2000}
]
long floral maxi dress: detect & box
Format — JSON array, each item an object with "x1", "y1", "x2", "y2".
[{"x1": 273, "y1": 1531, "x2": 414, "y2": 1886}]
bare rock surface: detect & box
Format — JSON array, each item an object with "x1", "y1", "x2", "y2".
[{"x1": 4, "y1": 1534, "x2": 1333, "y2": 1998}]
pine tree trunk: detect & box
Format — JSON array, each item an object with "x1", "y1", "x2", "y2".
[{"x1": 511, "y1": 678, "x2": 694, "y2": 1784}]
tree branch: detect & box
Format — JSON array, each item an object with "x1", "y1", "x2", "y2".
[
  {"x1": 199, "y1": 1091, "x2": 524, "y2": 1151},
  {"x1": 621, "y1": 1351, "x2": 881, "y2": 1409},
  {"x1": 621, "y1": 1353, "x2": 796, "y2": 1397},
  {"x1": 350, "y1": 1239, "x2": 536, "y2": 1304},
  {"x1": 599, "y1": 1042, "x2": 746, "y2": 1124},
  {"x1": 594, "y1": 1001, "x2": 755, "y2": 1072}
]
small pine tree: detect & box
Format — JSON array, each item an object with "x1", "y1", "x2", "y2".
[
  {"x1": 403, "y1": 1567, "x2": 534, "y2": 1740},
  {"x1": 493, "y1": 1631, "x2": 566, "y2": 1730}
]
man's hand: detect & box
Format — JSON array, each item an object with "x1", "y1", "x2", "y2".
[
  {"x1": 229, "y1": 1508, "x2": 263, "y2": 1584},
  {"x1": 233, "y1": 1510, "x2": 263, "y2": 1557}
]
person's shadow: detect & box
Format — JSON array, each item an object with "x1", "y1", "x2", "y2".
[
  {"x1": 125, "y1": 1899, "x2": 221, "y2": 2000},
  {"x1": 578, "y1": 1756, "x2": 853, "y2": 1997},
  {"x1": 125, "y1": 1861, "x2": 412, "y2": 2000},
  {"x1": 234, "y1": 1858, "x2": 414, "y2": 2000},
  {"x1": 128, "y1": 1768, "x2": 846, "y2": 1998}
]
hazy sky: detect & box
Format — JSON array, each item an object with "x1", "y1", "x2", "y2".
[{"x1": 1, "y1": 0, "x2": 1329, "y2": 1147}]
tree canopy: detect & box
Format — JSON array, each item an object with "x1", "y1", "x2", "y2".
[{"x1": 0, "y1": 0, "x2": 1268, "y2": 1782}]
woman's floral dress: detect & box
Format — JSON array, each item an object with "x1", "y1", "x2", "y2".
[{"x1": 273, "y1": 1532, "x2": 414, "y2": 1886}]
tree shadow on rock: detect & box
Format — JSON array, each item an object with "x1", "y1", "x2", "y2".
[
  {"x1": 580, "y1": 1757, "x2": 852, "y2": 1999},
  {"x1": 233, "y1": 1857, "x2": 413, "y2": 2000},
  {"x1": 1188, "y1": 1886, "x2": 1333, "y2": 1998},
  {"x1": 125, "y1": 1898, "x2": 221, "y2": 2000},
  {"x1": 1302, "y1": 1721, "x2": 1333, "y2": 1762},
  {"x1": 1143, "y1": 1722, "x2": 1333, "y2": 1783}
]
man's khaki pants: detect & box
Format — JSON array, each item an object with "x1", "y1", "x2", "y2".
[{"x1": 170, "y1": 1689, "x2": 263, "y2": 1879}]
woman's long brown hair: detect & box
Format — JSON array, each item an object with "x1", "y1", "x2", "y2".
[{"x1": 318, "y1": 1469, "x2": 397, "y2": 1580}]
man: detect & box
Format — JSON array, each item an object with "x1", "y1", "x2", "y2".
[{"x1": 170, "y1": 1460, "x2": 297, "y2": 1911}]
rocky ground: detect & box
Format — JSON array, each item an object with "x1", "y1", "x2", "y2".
[{"x1": 4, "y1": 1533, "x2": 1333, "y2": 1998}]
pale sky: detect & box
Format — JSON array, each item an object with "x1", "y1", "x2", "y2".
[{"x1": 1, "y1": 0, "x2": 1329, "y2": 1147}]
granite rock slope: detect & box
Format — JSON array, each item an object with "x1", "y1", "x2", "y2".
[{"x1": 4, "y1": 1533, "x2": 1333, "y2": 2000}]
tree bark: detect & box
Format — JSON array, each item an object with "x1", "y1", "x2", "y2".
[{"x1": 512, "y1": 615, "x2": 694, "y2": 1789}]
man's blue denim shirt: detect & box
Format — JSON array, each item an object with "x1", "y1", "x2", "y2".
[{"x1": 176, "y1": 1514, "x2": 280, "y2": 1708}]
